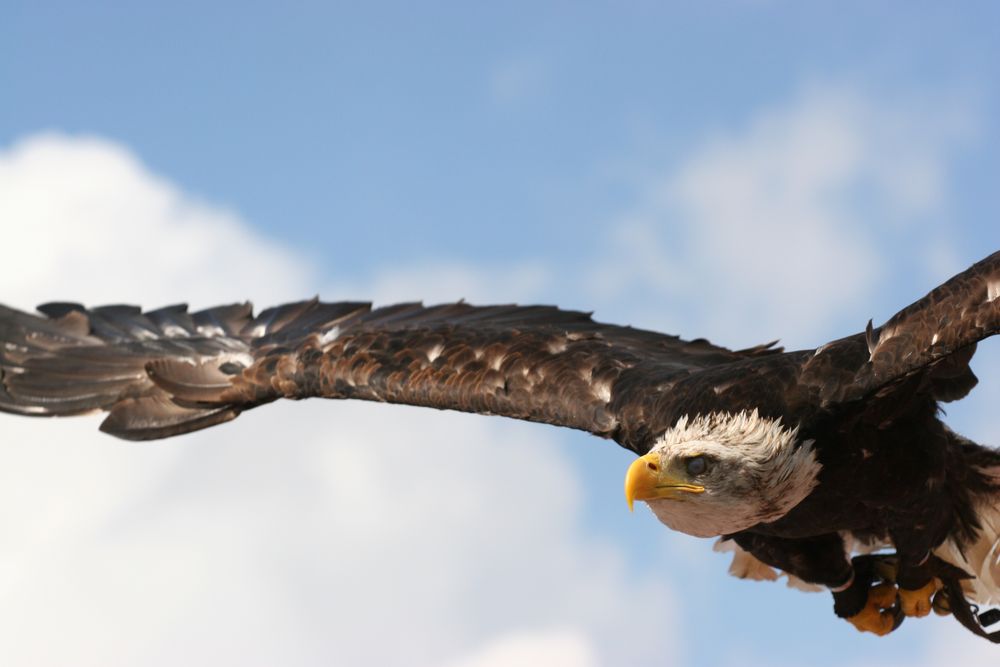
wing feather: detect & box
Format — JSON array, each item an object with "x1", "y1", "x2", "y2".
[
  {"x1": 1, "y1": 300, "x2": 765, "y2": 448},
  {"x1": 12, "y1": 250, "x2": 995, "y2": 447},
  {"x1": 803, "y1": 250, "x2": 1000, "y2": 405},
  {"x1": 100, "y1": 395, "x2": 240, "y2": 440}
]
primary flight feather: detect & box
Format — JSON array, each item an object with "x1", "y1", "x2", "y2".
[{"x1": 2, "y1": 251, "x2": 1000, "y2": 641}]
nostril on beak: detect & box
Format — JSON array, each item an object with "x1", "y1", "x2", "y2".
[{"x1": 646, "y1": 461, "x2": 658, "y2": 472}]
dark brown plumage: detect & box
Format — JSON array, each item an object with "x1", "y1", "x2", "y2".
[
  {"x1": 2, "y1": 250, "x2": 1000, "y2": 640},
  {"x1": 0, "y1": 299, "x2": 785, "y2": 445},
  {"x1": 3, "y1": 251, "x2": 996, "y2": 450}
]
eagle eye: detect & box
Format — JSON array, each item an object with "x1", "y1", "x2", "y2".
[{"x1": 685, "y1": 456, "x2": 708, "y2": 477}]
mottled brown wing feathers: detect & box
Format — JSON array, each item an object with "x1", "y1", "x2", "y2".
[
  {"x1": 868, "y1": 251, "x2": 1000, "y2": 380},
  {"x1": 1, "y1": 300, "x2": 760, "y2": 446},
  {"x1": 4, "y1": 251, "x2": 998, "y2": 444},
  {"x1": 100, "y1": 395, "x2": 241, "y2": 440},
  {"x1": 246, "y1": 299, "x2": 371, "y2": 344},
  {"x1": 0, "y1": 304, "x2": 288, "y2": 436},
  {"x1": 803, "y1": 250, "x2": 1000, "y2": 405},
  {"x1": 222, "y1": 303, "x2": 780, "y2": 451}
]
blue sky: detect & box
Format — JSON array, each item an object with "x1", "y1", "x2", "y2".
[
  {"x1": 2, "y1": 2, "x2": 1000, "y2": 666},
  {"x1": 5, "y1": 2, "x2": 999, "y2": 270}
]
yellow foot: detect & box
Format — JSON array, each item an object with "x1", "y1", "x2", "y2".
[
  {"x1": 899, "y1": 578, "x2": 942, "y2": 618},
  {"x1": 847, "y1": 582, "x2": 899, "y2": 636}
]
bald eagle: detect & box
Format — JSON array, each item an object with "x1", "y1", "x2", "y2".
[{"x1": 2, "y1": 251, "x2": 1000, "y2": 641}]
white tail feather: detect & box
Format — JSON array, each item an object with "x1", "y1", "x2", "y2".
[
  {"x1": 784, "y1": 574, "x2": 824, "y2": 593},
  {"x1": 714, "y1": 538, "x2": 779, "y2": 581},
  {"x1": 934, "y1": 468, "x2": 1000, "y2": 605}
]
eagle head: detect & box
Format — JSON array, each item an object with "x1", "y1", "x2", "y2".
[{"x1": 624, "y1": 410, "x2": 822, "y2": 537}]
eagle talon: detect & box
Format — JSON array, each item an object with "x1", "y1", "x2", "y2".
[
  {"x1": 899, "y1": 578, "x2": 942, "y2": 618},
  {"x1": 847, "y1": 582, "x2": 902, "y2": 636},
  {"x1": 932, "y1": 589, "x2": 952, "y2": 616}
]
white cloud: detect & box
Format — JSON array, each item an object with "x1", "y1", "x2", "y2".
[
  {"x1": 444, "y1": 628, "x2": 598, "y2": 667},
  {"x1": 0, "y1": 134, "x2": 675, "y2": 666},
  {"x1": 590, "y1": 84, "x2": 976, "y2": 349},
  {"x1": 0, "y1": 132, "x2": 312, "y2": 311}
]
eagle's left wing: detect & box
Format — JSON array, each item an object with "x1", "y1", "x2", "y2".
[{"x1": 802, "y1": 250, "x2": 1000, "y2": 406}]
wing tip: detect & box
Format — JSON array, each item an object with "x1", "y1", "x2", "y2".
[{"x1": 99, "y1": 398, "x2": 241, "y2": 441}]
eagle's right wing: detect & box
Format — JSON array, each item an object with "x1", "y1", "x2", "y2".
[{"x1": 0, "y1": 299, "x2": 776, "y2": 449}]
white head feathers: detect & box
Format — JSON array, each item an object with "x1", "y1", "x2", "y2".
[{"x1": 643, "y1": 409, "x2": 822, "y2": 537}]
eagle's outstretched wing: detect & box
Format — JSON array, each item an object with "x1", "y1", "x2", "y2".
[
  {"x1": 0, "y1": 299, "x2": 778, "y2": 447},
  {"x1": 3, "y1": 252, "x2": 996, "y2": 449},
  {"x1": 802, "y1": 250, "x2": 1000, "y2": 406}
]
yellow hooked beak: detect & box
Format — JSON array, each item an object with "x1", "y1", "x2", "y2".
[{"x1": 624, "y1": 451, "x2": 705, "y2": 511}]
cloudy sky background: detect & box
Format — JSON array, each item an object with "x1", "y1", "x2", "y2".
[{"x1": 2, "y1": 3, "x2": 1000, "y2": 665}]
